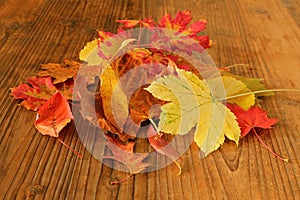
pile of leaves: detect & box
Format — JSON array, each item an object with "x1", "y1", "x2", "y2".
[{"x1": 11, "y1": 10, "x2": 290, "y2": 184}]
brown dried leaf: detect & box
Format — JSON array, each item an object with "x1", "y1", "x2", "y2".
[{"x1": 37, "y1": 59, "x2": 80, "y2": 84}]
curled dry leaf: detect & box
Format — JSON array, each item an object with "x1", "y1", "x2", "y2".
[{"x1": 34, "y1": 92, "x2": 73, "y2": 137}]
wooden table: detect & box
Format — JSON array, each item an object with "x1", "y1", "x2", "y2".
[{"x1": 1, "y1": 0, "x2": 299, "y2": 199}]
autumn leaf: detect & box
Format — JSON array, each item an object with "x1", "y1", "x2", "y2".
[
  {"x1": 37, "y1": 59, "x2": 80, "y2": 84},
  {"x1": 222, "y1": 71, "x2": 275, "y2": 98},
  {"x1": 159, "y1": 10, "x2": 193, "y2": 31},
  {"x1": 158, "y1": 10, "x2": 212, "y2": 48},
  {"x1": 100, "y1": 67, "x2": 129, "y2": 134},
  {"x1": 208, "y1": 76, "x2": 255, "y2": 110},
  {"x1": 74, "y1": 75, "x2": 120, "y2": 135},
  {"x1": 79, "y1": 39, "x2": 102, "y2": 66},
  {"x1": 103, "y1": 141, "x2": 150, "y2": 184},
  {"x1": 11, "y1": 77, "x2": 56, "y2": 111},
  {"x1": 147, "y1": 125, "x2": 182, "y2": 175},
  {"x1": 226, "y1": 104, "x2": 278, "y2": 138},
  {"x1": 34, "y1": 92, "x2": 73, "y2": 137},
  {"x1": 79, "y1": 31, "x2": 114, "y2": 65},
  {"x1": 146, "y1": 68, "x2": 250, "y2": 155},
  {"x1": 227, "y1": 104, "x2": 287, "y2": 161}
]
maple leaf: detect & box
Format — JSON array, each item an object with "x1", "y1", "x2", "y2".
[
  {"x1": 103, "y1": 141, "x2": 150, "y2": 184},
  {"x1": 158, "y1": 10, "x2": 212, "y2": 49},
  {"x1": 185, "y1": 20, "x2": 207, "y2": 35},
  {"x1": 145, "y1": 68, "x2": 256, "y2": 155},
  {"x1": 37, "y1": 59, "x2": 80, "y2": 84},
  {"x1": 147, "y1": 125, "x2": 182, "y2": 175},
  {"x1": 226, "y1": 104, "x2": 278, "y2": 138},
  {"x1": 159, "y1": 10, "x2": 192, "y2": 31},
  {"x1": 11, "y1": 77, "x2": 56, "y2": 111},
  {"x1": 34, "y1": 92, "x2": 73, "y2": 137},
  {"x1": 227, "y1": 104, "x2": 287, "y2": 161}
]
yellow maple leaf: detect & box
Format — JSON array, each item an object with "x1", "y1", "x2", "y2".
[{"x1": 146, "y1": 69, "x2": 255, "y2": 156}]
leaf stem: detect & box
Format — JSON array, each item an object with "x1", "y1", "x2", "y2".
[
  {"x1": 110, "y1": 174, "x2": 133, "y2": 185},
  {"x1": 222, "y1": 63, "x2": 250, "y2": 70},
  {"x1": 252, "y1": 128, "x2": 288, "y2": 162},
  {"x1": 57, "y1": 138, "x2": 83, "y2": 159},
  {"x1": 216, "y1": 89, "x2": 300, "y2": 101}
]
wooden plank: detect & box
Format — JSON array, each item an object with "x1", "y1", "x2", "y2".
[{"x1": 0, "y1": 0, "x2": 299, "y2": 199}]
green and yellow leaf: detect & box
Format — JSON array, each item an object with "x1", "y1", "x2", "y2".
[{"x1": 146, "y1": 68, "x2": 255, "y2": 155}]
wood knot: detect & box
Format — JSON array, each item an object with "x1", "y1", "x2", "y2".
[{"x1": 25, "y1": 185, "x2": 44, "y2": 200}]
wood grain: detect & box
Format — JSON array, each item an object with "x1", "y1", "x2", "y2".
[{"x1": 0, "y1": 0, "x2": 299, "y2": 199}]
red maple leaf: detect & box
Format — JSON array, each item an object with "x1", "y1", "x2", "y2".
[
  {"x1": 158, "y1": 10, "x2": 212, "y2": 49},
  {"x1": 159, "y1": 10, "x2": 193, "y2": 31},
  {"x1": 34, "y1": 92, "x2": 81, "y2": 158},
  {"x1": 227, "y1": 104, "x2": 278, "y2": 138},
  {"x1": 11, "y1": 77, "x2": 56, "y2": 111},
  {"x1": 34, "y1": 92, "x2": 73, "y2": 137},
  {"x1": 227, "y1": 104, "x2": 287, "y2": 161}
]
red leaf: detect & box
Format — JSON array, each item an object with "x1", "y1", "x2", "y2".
[
  {"x1": 186, "y1": 20, "x2": 207, "y2": 35},
  {"x1": 147, "y1": 125, "x2": 182, "y2": 175},
  {"x1": 227, "y1": 104, "x2": 288, "y2": 162},
  {"x1": 34, "y1": 92, "x2": 73, "y2": 137},
  {"x1": 158, "y1": 10, "x2": 212, "y2": 49},
  {"x1": 172, "y1": 10, "x2": 193, "y2": 30},
  {"x1": 11, "y1": 77, "x2": 56, "y2": 111},
  {"x1": 192, "y1": 35, "x2": 212, "y2": 49},
  {"x1": 227, "y1": 104, "x2": 278, "y2": 138},
  {"x1": 159, "y1": 10, "x2": 192, "y2": 31}
]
